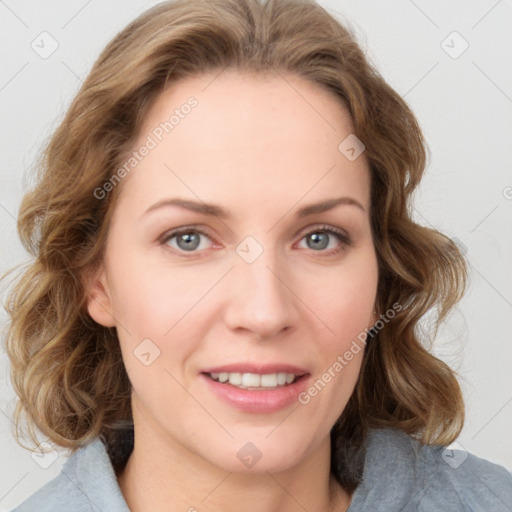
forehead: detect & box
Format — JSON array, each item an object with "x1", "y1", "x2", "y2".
[{"x1": 116, "y1": 69, "x2": 370, "y2": 216}]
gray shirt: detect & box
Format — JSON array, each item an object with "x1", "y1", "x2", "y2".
[{"x1": 10, "y1": 428, "x2": 512, "y2": 511}]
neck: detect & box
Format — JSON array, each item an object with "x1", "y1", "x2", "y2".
[{"x1": 116, "y1": 418, "x2": 351, "y2": 512}]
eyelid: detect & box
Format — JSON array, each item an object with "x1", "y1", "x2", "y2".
[
  {"x1": 294, "y1": 224, "x2": 352, "y2": 256},
  {"x1": 159, "y1": 223, "x2": 351, "y2": 255},
  {"x1": 159, "y1": 225, "x2": 218, "y2": 246},
  {"x1": 296, "y1": 223, "x2": 351, "y2": 244}
]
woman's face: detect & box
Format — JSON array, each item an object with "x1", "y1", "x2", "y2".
[{"x1": 88, "y1": 70, "x2": 379, "y2": 474}]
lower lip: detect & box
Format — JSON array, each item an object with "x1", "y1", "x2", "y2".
[{"x1": 200, "y1": 373, "x2": 310, "y2": 413}]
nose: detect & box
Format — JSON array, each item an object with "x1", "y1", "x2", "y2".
[{"x1": 223, "y1": 251, "x2": 299, "y2": 341}]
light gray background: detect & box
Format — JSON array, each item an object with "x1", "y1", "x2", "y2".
[{"x1": 1, "y1": 0, "x2": 511, "y2": 509}]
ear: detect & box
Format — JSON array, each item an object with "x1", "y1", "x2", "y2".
[
  {"x1": 369, "y1": 308, "x2": 379, "y2": 328},
  {"x1": 85, "y1": 267, "x2": 116, "y2": 328}
]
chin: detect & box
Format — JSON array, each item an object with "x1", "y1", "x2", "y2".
[{"x1": 194, "y1": 430, "x2": 317, "y2": 475}]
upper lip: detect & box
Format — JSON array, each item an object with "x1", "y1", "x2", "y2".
[{"x1": 201, "y1": 363, "x2": 309, "y2": 376}]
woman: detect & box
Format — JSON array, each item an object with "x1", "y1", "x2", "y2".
[{"x1": 4, "y1": 0, "x2": 512, "y2": 510}]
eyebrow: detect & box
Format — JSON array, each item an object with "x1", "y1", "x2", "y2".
[{"x1": 142, "y1": 196, "x2": 366, "y2": 219}]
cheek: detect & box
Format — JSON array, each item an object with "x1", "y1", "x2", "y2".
[
  {"x1": 310, "y1": 252, "x2": 378, "y2": 343},
  {"x1": 105, "y1": 247, "x2": 218, "y2": 386},
  {"x1": 106, "y1": 246, "x2": 210, "y2": 337}
]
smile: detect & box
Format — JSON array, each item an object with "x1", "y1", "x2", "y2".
[
  {"x1": 201, "y1": 369, "x2": 310, "y2": 413},
  {"x1": 207, "y1": 371, "x2": 298, "y2": 389}
]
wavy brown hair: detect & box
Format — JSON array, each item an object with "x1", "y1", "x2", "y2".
[{"x1": 3, "y1": 0, "x2": 467, "y2": 491}]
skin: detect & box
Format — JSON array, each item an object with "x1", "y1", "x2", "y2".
[{"x1": 87, "y1": 69, "x2": 379, "y2": 512}]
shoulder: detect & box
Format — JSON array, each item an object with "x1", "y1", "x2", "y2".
[
  {"x1": 349, "y1": 428, "x2": 512, "y2": 512},
  {"x1": 10, "y1": 438, "x2": 129, "y2": 512}
]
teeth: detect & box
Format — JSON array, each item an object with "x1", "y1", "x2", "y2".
[
  {"x1": 228, "y1": 373, "x2": 242, "y2": 386},
  {"x1": 242, "y1": 373, "x2": 261, "y2": 387},
  {"x1": 208, "y1": 372, "x2": 298, "y2": 389},
  {"x1": 260, "y1": 373, "x2": 277, "y2": 387}
]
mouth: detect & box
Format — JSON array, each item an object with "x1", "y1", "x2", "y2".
[
  {"x1": 200, "y1": 364, "x2": 310, "y2": 413},
  {"x1": 203, "y1": 371, "x2": 304, "y2": 390}
]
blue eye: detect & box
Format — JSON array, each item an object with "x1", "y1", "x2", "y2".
[
  {"x1": 298, "y1": 226, "x2": 351, "y2": 254},
  {"x1": 162, "y1": 228, "x2": 213, "y2": 252},
  {"x1": 160, "y1": 225, "x2": 351, "y2": 256}
]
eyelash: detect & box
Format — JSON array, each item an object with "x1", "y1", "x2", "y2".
[{"x1": 159, "y1": 224, "x2": 351, "y2": 257}]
